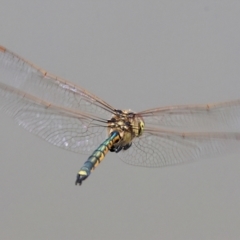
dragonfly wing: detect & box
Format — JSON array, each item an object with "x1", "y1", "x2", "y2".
[
  {"x1": 118, "y1": 130, "x2": 240, "y2": 167},
  {"x1": 0, "y1": 46, "x2": 115, "y2": 118},
  {"x1": 0, "y1": 46, "x2": 113, "y2": 154},
  {"x1": 0, "y1": 82, "x2": 108, "y2": 154},
  {"x1": 137, "y1": 100, "x2": 240, "y2": 132}
]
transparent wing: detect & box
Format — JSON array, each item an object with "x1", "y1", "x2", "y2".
[
  {"x1": 123, "y1": 100, "x2": 240, "y2": 167},
  {"x1": 0, "y1": 46, "x2": 115, "y2": 117},
  {"x1": 119, "y1": 129, "x2": 240, "y2": 167},
  {"x1": 137, "y1": 100, "x2": 240, "y2": 132},
  {"x1": 0, "y1": 46, "x2": 113, "y2": 154}
]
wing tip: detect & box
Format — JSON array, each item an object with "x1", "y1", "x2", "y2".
[{"x1": 0, "y1": 45, "x2": 6, "y2": 52}]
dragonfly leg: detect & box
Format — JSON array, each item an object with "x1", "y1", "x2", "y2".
[
  {"x1": 110, "y1": 145, "x2": 122, "y2": 153},
  {"x1": 123, "y1": 142, "x2": 132, "y2": 150},
  {"x1": 110, "y1": 142, "x2": 132, "y2": 153}
]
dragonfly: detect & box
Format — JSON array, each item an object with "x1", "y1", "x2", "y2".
[{"x1": 1, "y1": 45, "x2": 240, "y2": 186}]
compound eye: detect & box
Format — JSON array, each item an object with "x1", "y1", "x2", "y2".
[{"x1": 138, "y1": 120, "x2": 145, "y2": 136}]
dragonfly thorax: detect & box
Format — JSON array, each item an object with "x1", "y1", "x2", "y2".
[{"x1": 107, "y1": 110, "x2": 144, "y2": 151}]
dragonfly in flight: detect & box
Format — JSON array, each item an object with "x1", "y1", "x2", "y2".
[{"x1": 0, "y1": 45, "x2": 240, "y2": 186}]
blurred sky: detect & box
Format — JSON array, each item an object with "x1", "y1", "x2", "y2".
[{"x1": 0, "y1": 1, "x2": 240, "y2": 240}]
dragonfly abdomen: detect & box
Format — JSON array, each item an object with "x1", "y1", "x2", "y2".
[{"x1": 75, "y1": 131, "x2": 121, "y2": 185}]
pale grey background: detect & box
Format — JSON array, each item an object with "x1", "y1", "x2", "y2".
[{"x1": 0, "y1": 1, "x2": 240, "y2": 239}]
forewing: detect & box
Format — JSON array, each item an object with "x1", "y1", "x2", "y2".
[
  {"x1": 0, "y1": 46, "x2": 115, "y2": 117},
  {"x1": 137, "y1": 101, "x2": 240, "y2": 132}
]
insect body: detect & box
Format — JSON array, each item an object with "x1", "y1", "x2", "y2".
[
  {"x1": 76, "y1": 110, "x2": 144, "y2": 184},
  {"x1": 1, "y1": 45, "x2": 240, "y2": 186}
]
